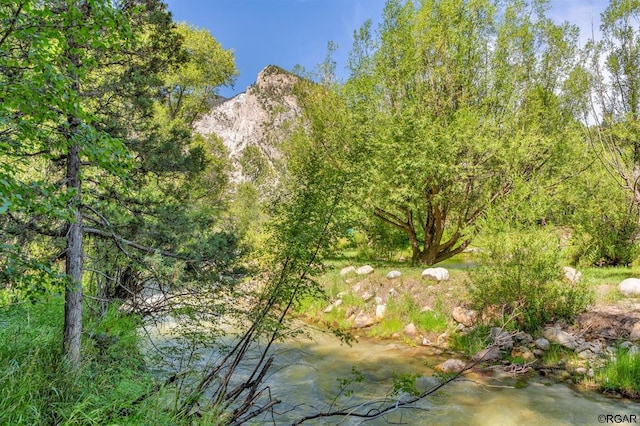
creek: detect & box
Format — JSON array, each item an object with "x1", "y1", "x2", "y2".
[{"x1": 149, "y1": 322, "x2": 634, "y2": 425}]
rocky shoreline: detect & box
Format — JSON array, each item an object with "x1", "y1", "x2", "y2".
[{"x1": 307, "y1": 264, "x2": 640, "y2": 398}]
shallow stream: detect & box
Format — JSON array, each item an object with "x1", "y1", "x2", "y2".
[{"x1": 149, "y1": 322, "x2": 635, "y2": 425}]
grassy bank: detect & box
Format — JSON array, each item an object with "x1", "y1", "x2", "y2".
[{"x1": 0, "y1": 296, "x2": 175, "y2": 425}]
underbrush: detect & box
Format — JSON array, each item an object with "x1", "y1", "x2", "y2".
[
  {"x1": 468, "y1": 231, "x2": 593, "y2": 333},
  {"x1": 0, "y1": 295, "x2": 177, "y2": 425}
]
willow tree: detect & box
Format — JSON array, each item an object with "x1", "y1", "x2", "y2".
[
  {"x1": 343, "y1": 0, "x2": 584, "y2": 264},
  {"x1": 585, "y1": 0, "x2": 640, "y2": 213}
]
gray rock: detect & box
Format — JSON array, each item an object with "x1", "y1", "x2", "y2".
[
  {"x1": 490, "y1": 327, "x2": 514, "y2": 351},
  {"x1": 340, "y1": 266, "x2": 356, "y2": 276},
  {"x1": 386, "y1": 270, "x2": 402, "y2": 279},
  {"x1": 577, "y1": 349, "x2": 594, "y2": 359},
  {"x1": 356, "y1": 265, "x2": 374, "y2": 275},
  {"x1": 374, "y1": 296, "x2": 384, "y2": 304},
  {"x1": 472, "y1": 346, "x2": 502, "y2": 362},
  {"x1": 543, "y1": 327, "x2": 578, "y2": 350},
  {"x1": 436, "y1": 359, "x2": 467, "y2": 373},
  {"x1": 361, "y1": 291, "x2": 374, "y2": 302},
  {"x1": 619, "y1": 278, "x2": 640, "y2": 297},
  {"x1": 535, "y1": 338, "x2": 550, "y2": 351},
  {"x1": 575, "y1": 367, "x2": 587, "y2": 375},
  {"x1": 455, "y1": 323, "x2": 468, "y2": 332},
  {"x1": 452, "y1": 306, "x2": 478, "y2": 327},
  {"x1": 421, "y1": 267, "x2": 449, "y2": 281},
  {"x1": 514, "y1": 331, "x2": 534, "y2": 344}
]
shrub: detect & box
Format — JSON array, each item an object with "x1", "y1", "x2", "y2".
[
  {"x1": 569, "y1": 210, "x2": 640, "y2": 267},
  {"x1": 468, "y1": 231, "x2": 593, "y2": 332}
]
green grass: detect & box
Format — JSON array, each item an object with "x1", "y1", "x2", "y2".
[
  {"x1": 0, "y1": 295, "x2": 181, "y2": 425},
  {"x1": 449, "y1": 325, "x2": 491, "y2": 356},
  {"x1": 368, "y1": 318, "x2": 404, "y2": 338},
  {"x1": 595, "y1": 348, "x2": 640, "y2": 398}
]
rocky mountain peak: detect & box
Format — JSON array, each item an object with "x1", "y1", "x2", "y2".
[{"x1": 194, "y1": 65, "x2": 302, "y2": 183}]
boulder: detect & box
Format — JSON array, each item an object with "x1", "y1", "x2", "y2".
[
  {"x1": 386, "y1": 270, "x2": 402, "y2": 279},
  {"x1": 354, "y1": 313, "x2": 374, "y2": 328},
  {"x1": 340, "y1": 266, "x2": 356, "y2": 276},
  {"x1": 490, "y1": 327, "x2": 514, "y2": 351},
  {"x1": 511, "y1": 346, "x2": 536, "y2": 362},
  {"x1": 404, "y1": 323, "x2": 418, "y2": 338},
  {"x1": 356, "y1": 265, "x2": 374, "y2": 275},
  {"x1": 513, "y1": 331, "x2": 533, "y2": 344},
  {"x1": 361, "y1": 291, "x2": 374, "y2": 302},
  {"x1": 535, "y1": 338, "x2": 550, "y2": 351},
  {"x1": 375, "y1": 304, "x2": 386, "y2": 319},
  {"x1": 421, "y1": 267, "x2": 449, "y2": 281},
  {"x1": 452, "y1": 306, "x2": 478, "y2": 327},
  {"x1": 562, "y1": 266, "x2": 582, "y2": 284},
  {"x1": 472, "y1": 346, "x2": 502, "y2": 363},
  {"x1": 543, "y1": 327, "x2": 578, "y2": 350},
  {"x1": 436, "y1": 332, "x2": 449, "y2": 348},
  {"x1": 619, "y1": 278, "x2": 640, "y2": 297},
  {"x1": 436, "y1": 359, "x2": 467, "y2": 373}
]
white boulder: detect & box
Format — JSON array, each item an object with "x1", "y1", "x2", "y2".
[
  {"x1": 376, "y1": 304, "x2": 386, "y2": 319},
  {"x1": 422, "y1": 267, "x2": 449, "y2": 281},
  {"x1": 386, "y1": 270, "x2": 402, "y2": 279},
  {"x1": 619, "y1": 278, "x2": 640, "y2": 297},
  {"x1": 436, "y1": 359, "x2": 467, "y2": 373},
  {"x1": 339, "y1": 266, "x2": 356, "y2": 276},
  {"x1": 543, "y1": 327, "x2": 578, "y2": 350},
  {"x1": 356, "y1": 265, "x2": 374, "y2": 275}
]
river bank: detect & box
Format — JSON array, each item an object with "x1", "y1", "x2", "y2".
[{"x1": 295, "y1": 261, "x2": 640, "y2": 401}]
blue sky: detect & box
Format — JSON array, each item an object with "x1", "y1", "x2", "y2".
[{"x1": 164, "y1": 0, "x2": 607, "y2": 99}]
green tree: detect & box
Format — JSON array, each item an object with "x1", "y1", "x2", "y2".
[
  {"x1": 341, "y1": 0, "x2": 584, "y2": 264},
  {"x1": 585, "y1": 0, "x2": 640, "y2": 212},
  {"x1": 0, "y1": 0, "x2": 237, "y2": 366}
]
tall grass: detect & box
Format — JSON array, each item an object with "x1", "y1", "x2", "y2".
[
  {"x1": 595, "y1": 348, "x2": 640, "y2": 398},
  {"x1": 0, "y1": 295, "x2": 177, "y2": 425}
]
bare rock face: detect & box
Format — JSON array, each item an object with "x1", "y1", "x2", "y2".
[{"x1": 194, "y1": 65, "x2": 301, "y2": 183}]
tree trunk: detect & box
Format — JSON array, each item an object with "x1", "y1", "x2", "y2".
[{"x1": 63, "y1": 136, "x2": 83, "y2": 367}]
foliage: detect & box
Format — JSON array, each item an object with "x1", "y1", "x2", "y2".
[
  {"x1": 583, "y1": 0, "x2": 640, "y2": 211},
  {"x1": 468, "y1": 230, "x2": 593, "y2": 332},
  {"x1": 565, "y1": 162, "x2": 640, "y2": 267},
  {"x1": 335, "y1": 0, "x2": 586, "y2": 265}
]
